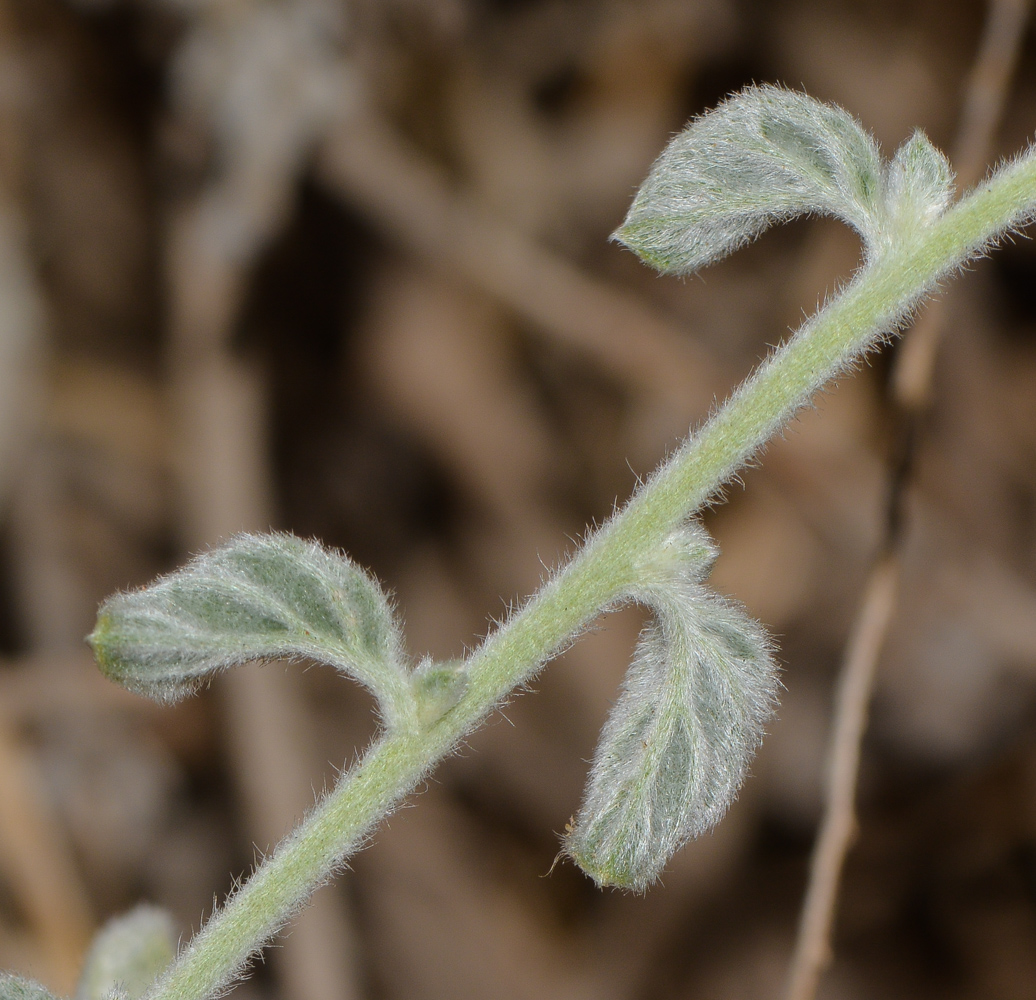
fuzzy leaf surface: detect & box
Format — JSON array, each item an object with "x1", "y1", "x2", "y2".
[
  {"x1": 89, "y1": 533, "x2": 410, "y2": 723},
  {"x1": 566, "y1": 527, "x2": 777, "y2": 890},
  {"x1": 887, "y1": 130, "x2": 954, "y2": 234},
  {"x1": 0, "y1": 974, "x2": 59, "y2": 1000},
  {"x1": 614, "y1": 84, "x2": 885, "y2": 274}
]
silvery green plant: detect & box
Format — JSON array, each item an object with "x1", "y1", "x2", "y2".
[
  {"x1": 6, "y1": 85, "x2": 1036, "y2": 1000},
  {"x1": 566, "y1": 522, "x2": 775, "y2": 889}
]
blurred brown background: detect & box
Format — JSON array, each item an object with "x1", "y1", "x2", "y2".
[{"x1": 0, "y1": 1, "x2": 1035, "y2": 998}]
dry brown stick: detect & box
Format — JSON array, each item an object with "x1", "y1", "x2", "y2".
[
  {"x1": 782, "y1": 558, "x2": 898, "y2": 1000},
  {"x1": 953, "y1": 0, "x2": 1033, "y2": 189},
  {"x1": 894, "y1": 0, "x2": 1032, "y2": 411},
  {"x1": 783, "y1": 3, "x2": 1031, "y2": 998}
]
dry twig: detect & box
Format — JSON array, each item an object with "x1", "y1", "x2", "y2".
[
  {"x1": 782, "y1": 558, "x2": 898, "y2": 1000},
  {"x1": 784, "y1": 2, "x2": 1033, "y2": 997}
]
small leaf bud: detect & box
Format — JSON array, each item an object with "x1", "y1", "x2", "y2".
[{"x1": 77, "y1": 906, "x2": 177, "y2": 1000}]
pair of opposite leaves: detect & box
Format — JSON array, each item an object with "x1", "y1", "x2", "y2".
[{"x1": 90, "y1": 86, "x2": 956, "y2": 893}]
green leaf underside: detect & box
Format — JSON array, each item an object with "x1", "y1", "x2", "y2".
[
  {"x1": 566, "y1": 573, "x2": 777, "y2": 891},
  {"x1": 613, "y1": 84, "x2": 885, "y2": 274},
  {"x1": 89, "y1": 533, "x2": 403, "y2": 708}
]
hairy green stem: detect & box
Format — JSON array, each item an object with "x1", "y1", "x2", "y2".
[{"x1": 145, "y1": 150, "x2": 1036, "y2": 1000}]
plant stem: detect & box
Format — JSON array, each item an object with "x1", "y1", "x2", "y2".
[{"x1": 146, "y1": 149, "x2": 1036, "y2": 1000}]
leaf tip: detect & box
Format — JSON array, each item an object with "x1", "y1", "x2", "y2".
[
  {"x1": 87, "y1": 602, "x2": 195, "y2": 705},
  {"x1": 887, "y1": 129, "x2": 954, "y2": 232},
  {"x1": 87, "y1": 608, "x2": 139, "y2": 692}
]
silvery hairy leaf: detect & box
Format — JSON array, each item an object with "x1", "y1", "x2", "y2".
[
  {"x1": 89, "y1": 533, "x2": 410, "y2": 725},
  {"x1": 566, "y1": 526, "x2": 777, "y2": 891},
  {"x1": 411, "y1": 658, "x2": 469, "y2": 729},
  {"x1": 887, "y1": 130, "x2": 954, "y2": 233},
  {"x1": 613, "y1": 84, "x2": 886, "y2": 274},
  {"x1": 0, "y1": 974, "x2": 59, "y2": 1000},
  {"x1": 76, "y1": 906, "x2": 176, "y2": 1000}
]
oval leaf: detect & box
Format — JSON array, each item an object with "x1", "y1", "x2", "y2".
[
  {"x1": 89, "y1": 533, "x2": 411, "y2": 726},
  {"x1": 566, "y1": 526, "x2": 777, "y2": 890},
  {"x1": 613, "y1": 84, "x2": 885, "y2": 274}
]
